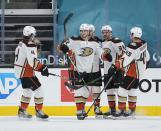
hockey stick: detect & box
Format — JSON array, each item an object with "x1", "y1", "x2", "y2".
[
  {"x1": 48, "y1": 72, "x2": 77, "y2": 80},
  {"x1": 82, "y1": 72, "x2": 116, "y2": 120},
  {"x1": 13, "y1": 63, "x2": 77, "y2": 80},
  {"x1": 63, "y1": 13, "x2": 73, "y2": 40},
  {"x1": 67, "y1": 56, "x2": 90, "y2": 92},
  {"x1": 64, "y1": 75, "x2": 104, "y2": 90}
]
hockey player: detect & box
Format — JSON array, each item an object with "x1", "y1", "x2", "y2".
[
  {"x1": 89, "y1": 24, "x2": 102, "y2": 42},
  {"x1": 58, "y1": 24, "x2": 112, "y2": 120},
  {"x1": 14, "y1": 26, "x2": 49, "y2": 120},
  {"x1": 101, "y1": 25, "x2": 125, "y2": 119},
  {"x1": 88, "y1": 24, "x2": 103, "y2": 118},
  {"x1": 112, "y1": 27, "x2": 150, "y2": 119}
]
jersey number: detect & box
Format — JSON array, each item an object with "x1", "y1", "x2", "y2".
[{"x1": 139, "y1": 51, "x2": 146, "y2": 64}]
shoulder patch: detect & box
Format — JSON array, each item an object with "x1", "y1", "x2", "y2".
[
  {"x1": 93, "y1": 36, "x2": 102, "y2": 42},
  {"x1": 88, "y1": 37, "x2": 98, "y2": 42},
  {"x1": 22, "y1": 39, "x2": 37, "y2": 47},
  {"x1": 111, "y1": 37, "x2": 122, "y2": 43},
  {"x1": 127, "y1": 42, "x2": 144, "y2": 49}
]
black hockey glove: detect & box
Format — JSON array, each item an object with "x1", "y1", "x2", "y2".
[
  {"x1": 108, "y1": 64, "x2": 117, "y2": 77},
  {"x1": 60, "y1": 44, "x2": 69, "y2": 54},
  {"x1": 105, "y1": 52, "x2": 112, "y2": 62},
  {"x1": 78, "y1": 72, "x2": 87, "y2": 80},
  {"x1": 39, "y1": 65, "x2": 49, "y2": 77},
  {"x1": 113, "y1": 69, "x2": 124, "y2": 86}
]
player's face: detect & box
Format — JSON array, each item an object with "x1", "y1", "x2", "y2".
[
  {"x1": 89, "y1": 30, "x2": 94, "y2": 37},
  {"x1": 80, "y1": 30, "x2": 89, "y2": 39},
  {"x1": 102, "y1": 30, "x2": 112, "y2": 40}
]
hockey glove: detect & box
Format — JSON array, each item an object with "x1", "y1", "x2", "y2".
[
  {"x1": 108, "y1": 64, "x2": 117, "y2": 77},
  {"x1": 39, "y1": 65, "x2": 49, "y2": 77},
  {"x1": 60, "y1": 44, "x2": 69, "y2": 54},
  {"x1": 105, "y1": 52, "x2": 112, "y2": 62},
  {"x1": 78, "y1": 72, "x2": 87, "y2": 81},
  {"x1": 113, "y1": 69, "x2": 124, "y2": 86}
]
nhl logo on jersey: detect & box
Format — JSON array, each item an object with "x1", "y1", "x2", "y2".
[{"x1": 79, "y1": 47, "x2": 93, "y2": 57}]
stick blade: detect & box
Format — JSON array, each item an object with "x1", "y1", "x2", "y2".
[
  {"x1": 63, "y1": 13, "x2": 74, "y2": 25},
  {"x1": 64, "y1": 81, "x2": 81, "y2": 90}
]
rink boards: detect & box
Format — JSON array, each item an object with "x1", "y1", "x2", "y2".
[{"x1": 0, "y1": 68, "x2": 161, "y2": 116}]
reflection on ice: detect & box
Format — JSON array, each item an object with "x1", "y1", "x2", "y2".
[{"x1": 0, "y1": 116, "x2": 161, "y2": 131}]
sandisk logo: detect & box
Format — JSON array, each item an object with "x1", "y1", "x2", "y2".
[{"x1": 0, "y1": 73, "x2": 21, "y2": 99}]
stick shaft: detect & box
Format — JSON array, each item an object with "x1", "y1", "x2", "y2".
[{"x1": 83, "y1": 73, "x2": 116, "y2": 119}]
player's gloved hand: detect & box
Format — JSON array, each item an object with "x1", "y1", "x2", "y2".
[
  {"x1": 113, "y1": 69, "x2": 124, "y2": 86},
  {"x1": 61, "y1": 39, "x2": 69, "y2": 44},
  {"x1": 108, "y1": 64, "x2": 117, "y2": 77},
  {"x1": 78, "y1": 72, "x2": 87, "y2": 80},
  {"x1": 39, "y1": 65, "x2": 49, "y2": 77},
  {"x1": 105, "y1": 52, "x2": 112, "y2": 62},
  {"x1": 60, "y1": 44, "x2": 69, "y2": 54}
]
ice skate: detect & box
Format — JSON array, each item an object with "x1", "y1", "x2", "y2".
[
  {"x1": 103, "y1": 108, "x2": 116, "y2": 119},
  {"x1": 35, "y1": 108, "x2": 49, "y2": 120},
  {"x1": 124, "y1": 109, "x2": 136, "y2": 119},
  {"x1": 94, "y1": 106, "x2": 103, "y2": 119},
  {"x1": 112, "y1": 109, "x2": 126, "y2": 120},
  {"x1": 18, "y1": 108, "x2": 32, "y2": 120},
  {"x1": 76, "y1": 110, "x2": 87, "y2": 120}
]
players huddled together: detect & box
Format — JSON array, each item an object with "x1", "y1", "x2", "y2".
[
  {"x1": 14, "y1": 24, "x2": 150, "y2": 120},
  {"x1": 58, "y1": 23, "x2": 150, "y2": 120}
]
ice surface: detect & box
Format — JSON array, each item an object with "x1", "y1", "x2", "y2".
[{"x1": 0, "y1": 116, "x2": 161, "y2": 131}]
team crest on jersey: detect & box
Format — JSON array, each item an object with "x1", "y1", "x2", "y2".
[
  {"x1": 79, "y1": 47, "x2": 93, "y2": 57},
  {"x1": 104, "y1": 48, "x2": 111, "y2": 54}
]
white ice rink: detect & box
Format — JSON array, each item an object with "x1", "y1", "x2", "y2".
[{"x1": 0, "y1": 116, "x2": 161, "y2": 131}]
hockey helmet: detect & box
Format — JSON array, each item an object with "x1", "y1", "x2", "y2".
[
  {"x1": 80, "y1": 24, "x2": 89, "y2": 31},
  {"x1": 89, "y1": 24, "x2": 95, "y2": 31},
  {"x1": 101, "y1": 25, "x2": 112, "y2": 32},
  {"x1": 23, "y1": 26, "x2": 36, "y2": 36},
  {"x1": 130, "y1": 27, "x2": 142, "y2": 38}
]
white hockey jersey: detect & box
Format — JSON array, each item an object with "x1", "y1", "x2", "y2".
[
  {"x1": 121, "y1": 39, "x2": 150, "y2": 79},
  {"x1": 14, "y1": 39, "x2": 43, "y2": 78},
  {"x1": 67, "y1": 36, "x2": 104, "y2": 73},
  {"x1": 102, "y1": 37, "x2": 124, "y2": 74},
  {"x1": 91, "y1": 36, "x2": 102, "y2": 72}
]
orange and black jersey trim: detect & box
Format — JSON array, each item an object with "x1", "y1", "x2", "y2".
[
  {"x1": 102, "y1": 37, "x2": 122, "y2": 43},
  {"x1": 71, "y1": 36, "x2": 100, "y2": 42},
  {"x1": 22, "y1": 39, "x2": 37, "y2": 47},
  {"x1": 127, "y1": 39, "x2": 146, "y2": 49}
]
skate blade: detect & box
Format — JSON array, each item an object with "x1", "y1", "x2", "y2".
[
  {"x1": 18, "y1": 116, "x2": 32, "y2": 121},
  {"x1": 112, "y1": 116, "x2": 125, "y2": 120},
  {"x1": 124, "y1": 116, "x2": 136, "y2": 120},
  {"x1": 112, "y1": 116, "x2": 136, "y2": 120},
  {"x1": 36, "y1": 117, "x2": 49, "y2": 121},
  {"x1": 103, "y1": 115, "x2": 113, "y2": 119},
  {"x1": 95, "y1": 115, "x2": 103, "y2": 119},
  {"x1": 77, "y1": 117, "x2": 86, "y2": 120}
]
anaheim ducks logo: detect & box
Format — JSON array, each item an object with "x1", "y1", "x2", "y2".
[
  {"x1": 104, "y1": 48, "x2": 111, "y2": 54},
  {"x1": 79, "y1": 47, "x2": 93, "y2": 57}
]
